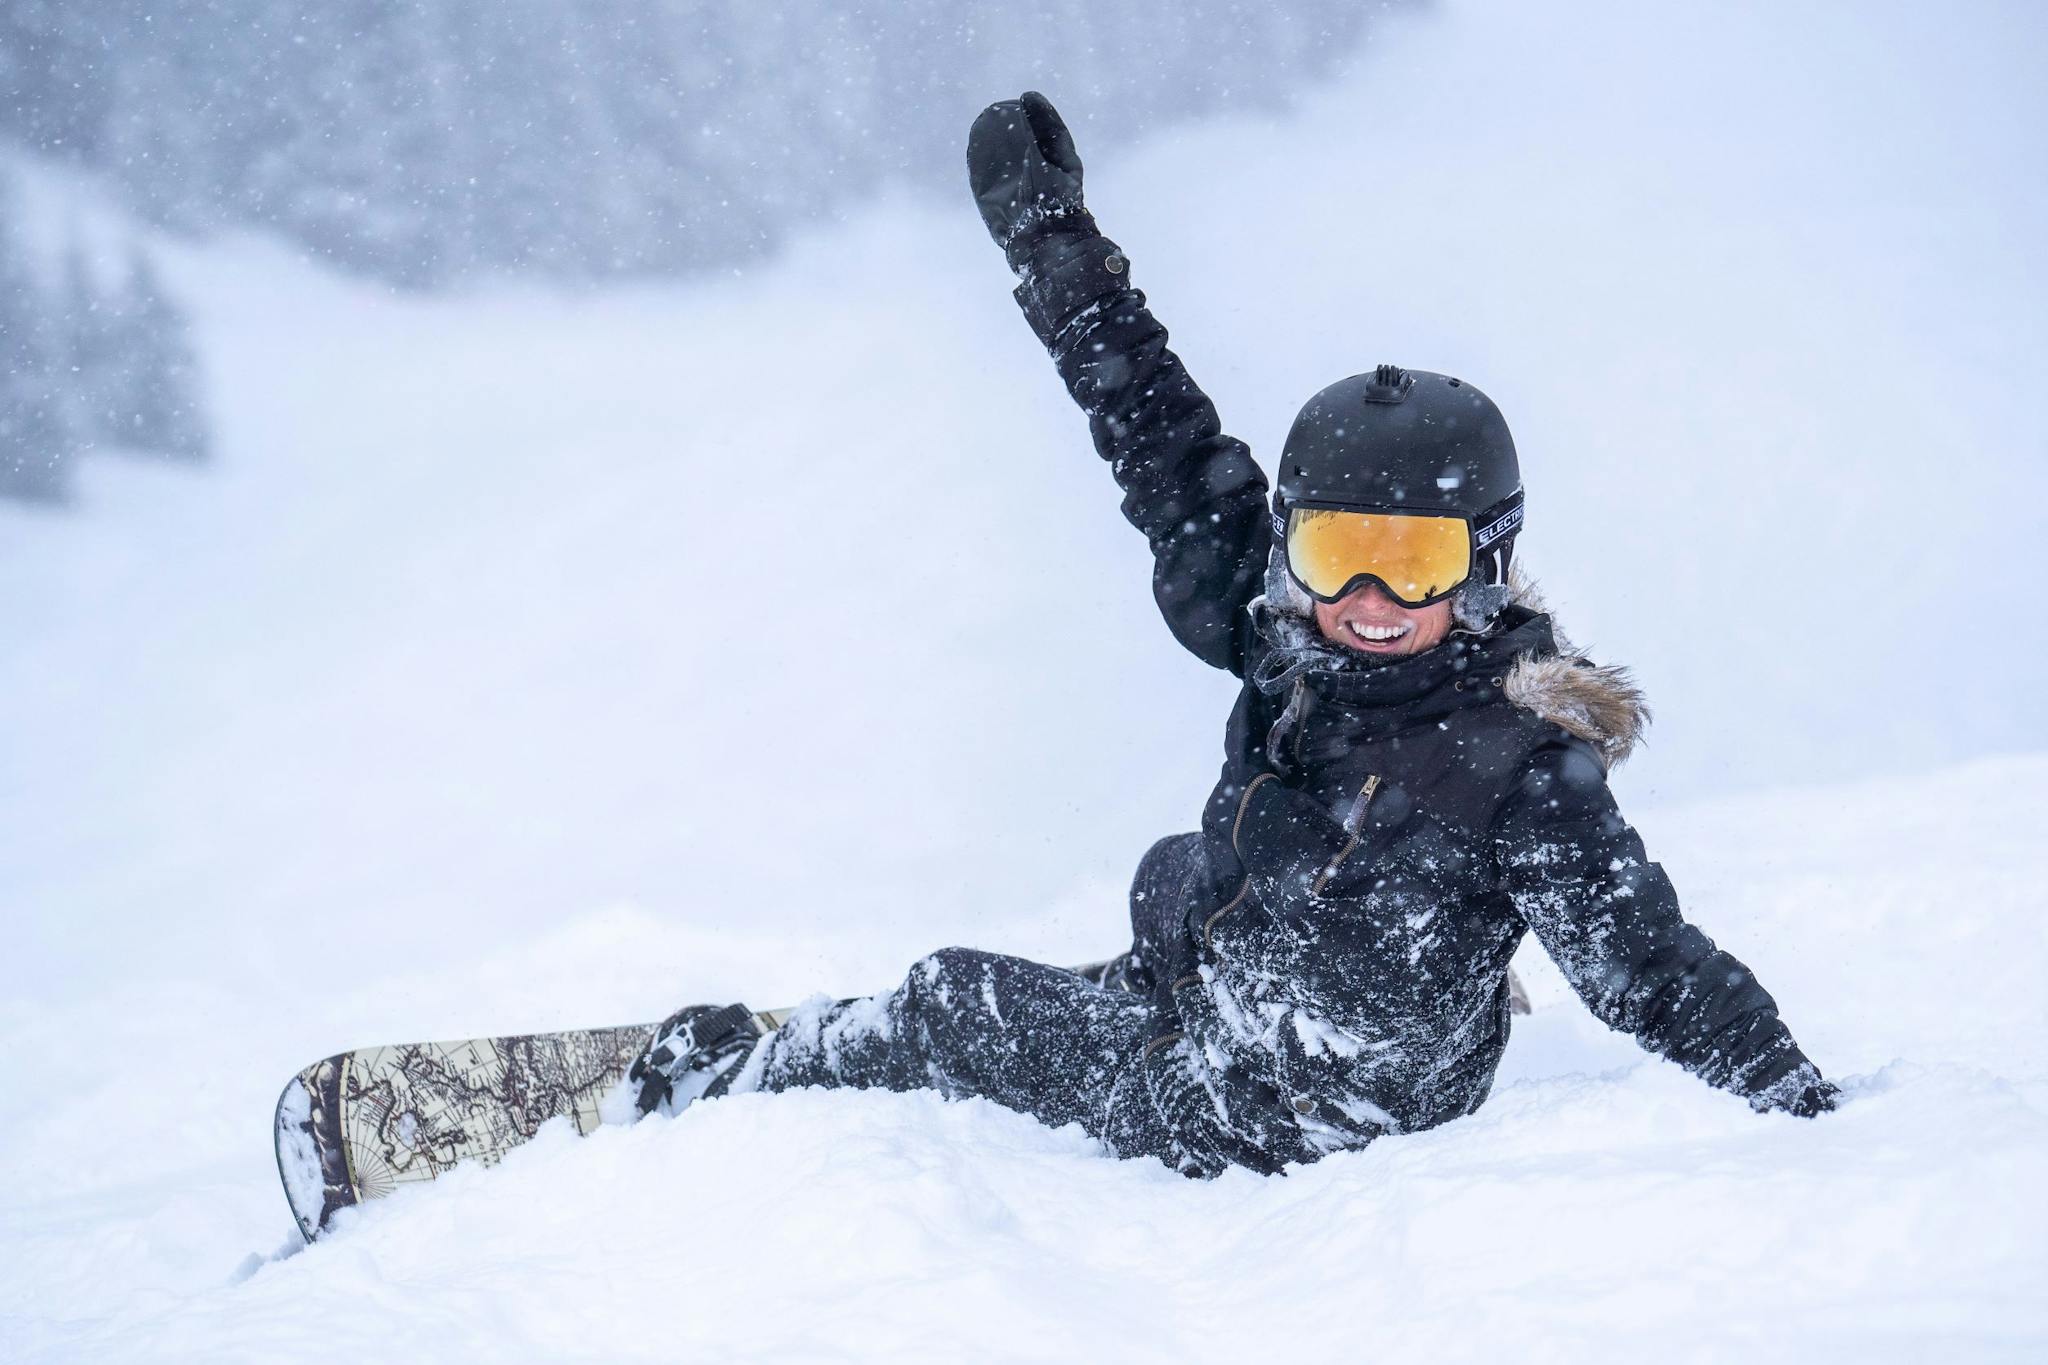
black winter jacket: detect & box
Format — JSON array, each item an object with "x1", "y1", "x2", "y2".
[{"x1": 1012, "y1": 228, "x2": 1827, "y2": 1158}]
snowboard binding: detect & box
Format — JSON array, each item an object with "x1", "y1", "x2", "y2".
[{"x1": 627, "y1": 1003, "x2": 765, "y2": 1117}]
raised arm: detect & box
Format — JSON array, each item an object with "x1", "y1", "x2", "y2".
[
  {"x1": 1493, "y1": 737, "x2": 1839, "y2": 1117},
  {"x1": 967, "y1": 93, "x2": 1270, "y2": 675}
]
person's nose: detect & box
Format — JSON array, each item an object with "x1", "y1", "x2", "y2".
[{"x1": 1346, "y1": 581, "x2": 1395, "y2": 613}]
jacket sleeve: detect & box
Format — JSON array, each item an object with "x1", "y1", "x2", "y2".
[
  {"x1": 1491, "y1": 735, "x2": 1825, "y2": 1106},
  {"x1": 1009, "y1": 228, "x2": 1271, "y2": 675}
]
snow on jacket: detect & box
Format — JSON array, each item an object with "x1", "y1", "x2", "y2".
[{"x1": 1012, "y1": 226, "x2": 1830, "y2": 1164}]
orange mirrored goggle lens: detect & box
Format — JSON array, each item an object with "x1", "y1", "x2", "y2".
[{"x1": 1285, "y1": 508, "x2": 1473, "y2": 606}]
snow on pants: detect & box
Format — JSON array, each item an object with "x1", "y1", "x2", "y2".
[{"x1": 730, "y1": 836, "x2": 1284, "y2": 1175}]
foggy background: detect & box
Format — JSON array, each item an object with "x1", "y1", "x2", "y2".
[
  {"x1": 3, "y1": 0, "x2": 1382, "y2": 286},
  {"x1": 6, "y1": 0, "x2": 1382, "y2": 498},
  {"x1": 3, "y1": 0, "x2": 2044, "y2": 1003}
]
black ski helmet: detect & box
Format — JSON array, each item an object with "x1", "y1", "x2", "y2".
[{"x1": 1276, "y1": 365, "x2": 1524, "y2": 586}]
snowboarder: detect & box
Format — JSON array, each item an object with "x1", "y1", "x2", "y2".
[{"x1": 625, "y1": 93, "x2": 1838, "y2": 1176}]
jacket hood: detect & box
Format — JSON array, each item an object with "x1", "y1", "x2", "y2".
[{"x1": 1498, "y1": 573, "x2": 1649, "y2": 770}]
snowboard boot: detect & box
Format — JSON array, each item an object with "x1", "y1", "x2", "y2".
[{"x1": 626, "y1": 1003, "x2": 764, "y2": 1118}]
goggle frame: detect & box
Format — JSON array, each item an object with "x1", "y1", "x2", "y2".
[{"x1": 1280, "y1": 491, "x2": 1523, "y2": 609}]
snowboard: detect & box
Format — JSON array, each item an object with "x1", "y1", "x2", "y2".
[{"x1": 274, "y1": 1008, "x2": 792, "y2": 1241}]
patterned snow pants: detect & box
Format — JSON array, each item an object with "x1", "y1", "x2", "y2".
[{"x1": 730, "y1": 835, "x2": 1292, "y2": 1175}]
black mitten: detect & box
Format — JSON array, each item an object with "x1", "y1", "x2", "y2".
[
  {"x1": 1748, "y1": 1060, "x2": 1842, "y2": 1118},
  {"x1": 967, "y1": 91, "x2": 1096, "y2": 271}
]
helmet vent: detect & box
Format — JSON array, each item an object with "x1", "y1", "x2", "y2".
[{"x1": 1362, "y1": 365, "x2": 1413, "y2": 404}]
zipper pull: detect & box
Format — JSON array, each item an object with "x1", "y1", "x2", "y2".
[{"x1": 1339, "y1": 773, "x2": 1381, "y2": 837}]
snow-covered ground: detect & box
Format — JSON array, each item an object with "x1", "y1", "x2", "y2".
[
  {"x1": 3, "y1": 1, "x2": 2045, "y2": 1359},
  {"x1": 6, "y1": 759, "x2": 2045, "y2": 1360}
]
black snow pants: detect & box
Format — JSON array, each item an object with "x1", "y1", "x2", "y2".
[{"x1": 731, "y1": 835, "x2": 1252, "y2": 1174}]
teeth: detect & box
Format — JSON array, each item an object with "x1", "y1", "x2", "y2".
[{"x1": 1347, "y1": 621, "x2": 1412, "y2": 643}]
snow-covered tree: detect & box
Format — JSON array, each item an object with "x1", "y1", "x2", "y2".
[
  {"x1": 82, "y1": 250, "x2": 211, "y2": 460},
  {"x1": 1, "y1": 175, "x2": 210, "y2": 502},
  {"x1": 0, "y1": 0, "x2": 1399, "y2": 288},
  {"x1": 0, "y1": 183, "x2": 81, "y2": 500}
]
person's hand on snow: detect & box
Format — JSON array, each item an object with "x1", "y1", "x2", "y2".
[
  {"x1": 1748, "y1": 1060, "x2": 1841, "y2": 1118},
  {"x1": 967, "y1": 91, "x2": 1095, "y2": 271}
]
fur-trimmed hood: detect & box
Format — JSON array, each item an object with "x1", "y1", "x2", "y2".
[{"x1": 1496, "y1": 573, "x2": 1649, "y2": 770}]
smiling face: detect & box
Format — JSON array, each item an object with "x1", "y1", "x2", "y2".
[{"x1": 1312, "y1": 580, "x2": 1455, "y2": 657}]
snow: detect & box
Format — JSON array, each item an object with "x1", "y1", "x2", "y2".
[
  {"x1": 5, "y1": 759, "x2": 2046, "y2": 1360},
  {"x1": 3, "y1": 0, "x2": 2045, "y2": 1359}
]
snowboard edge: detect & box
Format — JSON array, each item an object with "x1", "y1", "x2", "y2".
[{"x1": 274, "y1": 1052, "x2": 354, "y2": 1242}]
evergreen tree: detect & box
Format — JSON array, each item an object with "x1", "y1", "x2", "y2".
[
  {"x1": 107, "y1": 250, "x2": 209, "y2": 460},
  {"x1": 60, "y1": 242, "x2": 116, "y2": 446},
  {"x1": 0, "y1": 193, "x2": 209, "y2": 503},
  {"x1": 57, "y1": 241, "x2": 210, "y2": 462},
  {"x1": 0, "y1": 0, "x2": 1391, "y2": 287},
  {"x1": 0, "y1": 182, "x2": 83, "y2": 501}
]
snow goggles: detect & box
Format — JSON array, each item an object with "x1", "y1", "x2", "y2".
[{"x1": 1283, "y1": 494, "x2": 1522, "y2": 607}]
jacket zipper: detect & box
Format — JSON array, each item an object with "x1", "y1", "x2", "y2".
[{"x1": 1312, "y1": 774, "x2": 1381, "y2": 896}]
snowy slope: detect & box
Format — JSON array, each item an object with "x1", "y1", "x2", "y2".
[
  {"x1": 5, "y1": 756, "x2": 2045, "y2": 1361},
  {"x1": 2, "y1": 0, "x2": 2045, "y2": 1359}
]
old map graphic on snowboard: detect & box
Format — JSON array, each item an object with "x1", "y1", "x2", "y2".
[
  {"x1": 275, "y1": 1025, "x2": 649, "y2": 1240},
  {"x1": 274, "y1": 1014, "x2": 784, "y2": 1240}
]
